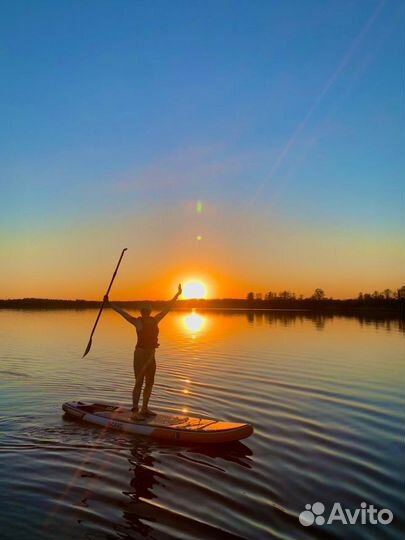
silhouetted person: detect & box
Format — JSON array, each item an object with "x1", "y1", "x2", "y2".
[{"x1": 105, "y1": 284, "x2": 182, "y2": 419}]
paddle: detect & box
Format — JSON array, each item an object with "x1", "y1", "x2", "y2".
[{"x1": 82, "y1": 248, "x2": 128, "y2": 358}]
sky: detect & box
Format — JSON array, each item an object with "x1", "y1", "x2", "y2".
[{"x1": 1, "y1": 0, "x2": 404, "y2": 300}]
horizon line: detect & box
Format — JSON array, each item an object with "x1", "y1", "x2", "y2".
[{"x1": 1, "y1": 295, "x2": 403, "y2": 303}]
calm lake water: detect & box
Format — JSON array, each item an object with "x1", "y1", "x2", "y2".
[{"x1": 0, "y1": 309, "x2": 404, "y2": 540}]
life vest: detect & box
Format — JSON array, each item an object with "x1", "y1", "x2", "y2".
[{"x1": 136, "y1": 316, "x2": 159, "y2": 349}]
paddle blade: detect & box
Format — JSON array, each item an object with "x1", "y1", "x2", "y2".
[{"x1": 82, "y1": 337, "x2": 92, "y2": 358}]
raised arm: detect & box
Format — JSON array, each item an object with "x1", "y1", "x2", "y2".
[
  {"x1": 104, "y1": 295, "x2": 138, "y2": 327},
  {"x1": 155, "y1": 284, "x2": 182, "y2": 323}
]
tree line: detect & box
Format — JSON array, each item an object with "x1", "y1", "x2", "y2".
[
  {"x1": 1, "y1": 287, "x2": 404, "y2": 314},
  {"x1": 246, "y1": 286, "x2": 405, "y2": 302}
]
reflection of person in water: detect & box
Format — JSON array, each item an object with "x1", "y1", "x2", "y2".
[
  {"x1": 121, "y1": 441, "x2": 253, "y2": 538},
  {"x1": 122, "y1": 445, "x2": 162, "y2": 538}
]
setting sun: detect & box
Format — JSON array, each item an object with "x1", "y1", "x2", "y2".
[{"x1": 182, "y1": 280, "x2": 207, "y2": 299}]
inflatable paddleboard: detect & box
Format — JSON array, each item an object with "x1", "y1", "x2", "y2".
[{"x1": 62, "y1": 401, "x2": 253, "y2": 444}]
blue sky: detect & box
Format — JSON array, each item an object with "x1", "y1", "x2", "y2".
[{"x1": 1, "y1": 0, "x2": 404, "y2": 298}]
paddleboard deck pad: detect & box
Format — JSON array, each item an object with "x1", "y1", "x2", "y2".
[{"x1": 62, "y1": 401, "x2": 253, "y2": 444}]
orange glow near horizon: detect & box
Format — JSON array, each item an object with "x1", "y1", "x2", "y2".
[{"x1": 2, "y1": 208, "x2": 402, "y2": 301}]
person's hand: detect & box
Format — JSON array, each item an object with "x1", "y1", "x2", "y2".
[
  {"x1": 103, "y1": 295, "x2": 109, "y2": 303},
  {"x1": 177, "y1": 284, "x2": 182, "y2": 297}
]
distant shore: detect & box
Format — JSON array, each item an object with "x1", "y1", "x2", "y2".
[{"x1": 0, "y1": 297, "x2": 403, "y2": 316}]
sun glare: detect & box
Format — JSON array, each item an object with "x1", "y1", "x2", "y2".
[
  {"x1": 183, "y1": 312, "x2": 205, "y2": 333},
  {"x1": 183, "y1": 280, "x2": 207, "y2": 299}
]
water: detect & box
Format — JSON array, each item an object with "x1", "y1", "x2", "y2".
[{"x1": 0, "y1": 309, "x2": 404, "y2": 540}]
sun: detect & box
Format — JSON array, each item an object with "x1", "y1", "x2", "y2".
[{"x1": 183, "y1": 280, "x2": 207, "y2": 299}]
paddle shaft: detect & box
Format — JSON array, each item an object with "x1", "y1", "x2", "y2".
[{"x1": 82, "y1": 248, "x2": 127, "y2": 357}]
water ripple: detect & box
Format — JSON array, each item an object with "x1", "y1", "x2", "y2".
[{"x1": 0, "y1": 310, "x2": 404, "y2": 540}]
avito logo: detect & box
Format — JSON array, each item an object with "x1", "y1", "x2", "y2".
[{"x1": 299, "y1": 502, "x2": 393, "y2": 527}]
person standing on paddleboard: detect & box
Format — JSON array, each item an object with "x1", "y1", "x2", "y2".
[{"x1": 104, "y1": 284, "x2": 182, "y2": 420}]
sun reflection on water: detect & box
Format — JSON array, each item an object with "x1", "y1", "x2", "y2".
[{"x1": 183, "y1": 311, "x2": 205, "y2": 333}]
